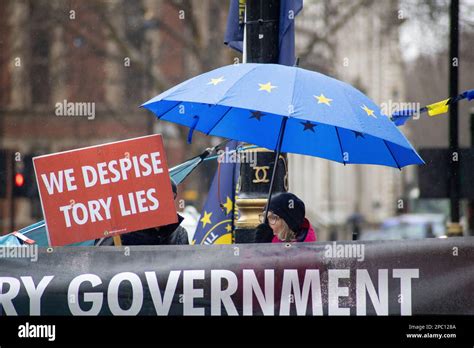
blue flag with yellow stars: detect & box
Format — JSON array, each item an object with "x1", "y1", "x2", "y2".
[
  {"x1": 224, "y1": 0, "x2": 303, "y2": 66},
  {"x1": 193, "y1": 141, "x2": 239, "y2": 245}
]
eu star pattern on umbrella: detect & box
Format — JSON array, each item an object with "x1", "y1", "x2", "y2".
[{"x1": 142, "y1": 63, "x2": 423, "y2": 169}]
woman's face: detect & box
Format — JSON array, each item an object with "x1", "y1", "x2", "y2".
[{"x1": 267, "y1": 212, "x2": 283, "y2": 236}]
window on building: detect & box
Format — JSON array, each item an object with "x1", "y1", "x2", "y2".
[
  {"x1": 29, "y1": 0, "x2": 51, "y2": 105},
  {"x1": 123, "y1": 1, "x2": 146, "y2": 104},
  {"x1": 0, "y1": 1, "x2": 10, "y2": 107}
]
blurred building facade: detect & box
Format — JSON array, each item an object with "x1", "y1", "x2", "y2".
[
  {"x1": 290, "y1": 0, "x2": 411, "y2": 239},
  {"x1": 3, "y1": 0, "x2": 470, "y2": 237},
  {"x1": 0, "y1": 0, "x2": 229, "y2": 231}
]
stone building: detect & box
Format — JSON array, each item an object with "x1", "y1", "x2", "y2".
[
  {"x1": 0, "y1": 0, "x2": 229, "y2": 231},
  {"x1": 290, "y1": 0, "x2": 414, "y2": 239}
]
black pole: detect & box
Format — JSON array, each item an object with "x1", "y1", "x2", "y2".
[
  {"x1": 7, "y1": 150, "x2": 15, "y2": 232},
  {"x1": 469, "y1": 108, "x2": 474, "y2": 236},
  {"x1": 247, "y1": 0, "x2": 281, "y2": 220},
  {"x1": 232, "y1": 0, "x2": 283, "y2": 243},
  {"x1": 245, "y1": 0, "x2": 280, "y2": 63},
  {"x1": 448, "y1": 0, "x2": 461, "y2": 235},
  {"x1": 230, "y1": 151, "x2": 237, "y2": 242}
]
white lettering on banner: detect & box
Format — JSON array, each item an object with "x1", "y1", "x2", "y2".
[
  {"x1": 279, "y1": 269, "x2": 323, "y2": 315},
  {"x1": 42, "y1": 152, "x2": 164, "y2": 193},
  {"x1": 41, "y1": 168, "x2": 77, "y2": 195},
  {"x1": 118, "y1": 188, "x2": 159, "y2": 217},
  {"x1": 183, "y1": 270, "x2": 205, "y2": 316},
  {"x1": 0, "y1": 277, "x2": 21, "y2": 315},
  {"x1": 145, "y1": 271, "x2": 181, "y2": 315},
  {"x1": 58, "y1": 188, "x2": 159, "y2": 228},
  {"x1": 356, "y1": 269, "x2": 388, "y2": 315},
  {"x1": 81, "y1": 152, "x2": 163, "y2": 188},
  {"x1": 59, "y1": 197, "x2": 112, "y2": 228},
  {"x1": 0, "y1": 268, "x2": 420, "y2": 316},
  {"x1": 40, "y1": 147, "x2": 168, "y2": 228},
  {"x1": 107, "y1": 272, "x2": 144, "y2": 316},
  {"x1": 243, "y1": 269, "x2": 274, "y2": 316},
  {"x1": 211, "y1": 270, "x2": 238, "y2": 316},
  {"x1": 82, "y1": 166, "x2": 98, "y2": 188},
  {"x1": 328, "y1": 269, "x2": 350, "y2": 316},
  {"x1": 68, "y1": 274, "x2": 103, "y2": 315},
  {"x1": 393, "y1": 269, "x2": 419, "y2": 315},
  {"x1": 21, "y1": 276, "x2": 54, "y2": 316}
]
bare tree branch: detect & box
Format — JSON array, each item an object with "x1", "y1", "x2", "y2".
[{"x1": 299, "y1": 0, "x2": 375, "y2": 62}]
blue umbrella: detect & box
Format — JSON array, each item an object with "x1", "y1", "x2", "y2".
[{"x1": 142, "y1": 63, "x2": 424, "y2": 219}]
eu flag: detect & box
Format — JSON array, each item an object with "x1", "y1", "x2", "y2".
[
  {"x1": 224, "y1": 0, "x2": 303, "y2": 66},
  {"x1": 192, "y1": 141, "x2": 239, "y2": 245}
]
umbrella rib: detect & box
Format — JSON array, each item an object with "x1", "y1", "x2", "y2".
[
  {"x1": 335, "y1": 126, "x2": 346, "y2": 165},
  {"x1": 155, "y1": 101, "x2": 182, "y2": 119},
  {"x1": 341, "y1": 86, "x2": 366, "y2": 135},
  {"x1": 205, "y1": 106, "x2": 233, "y2": 136},
  {"x1": 383, "y1": 139, "x2": 401, "y2": 170},
  {"x1": 288, "y1": 66, "x2": 299, "y2": 118}
]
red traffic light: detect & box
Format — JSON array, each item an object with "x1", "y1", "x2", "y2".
[{"x1": 15, "y1": 173, "x2": 24, "y2": 187}]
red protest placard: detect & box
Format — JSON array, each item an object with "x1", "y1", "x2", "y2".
[{"x1": 33, "y1": 134, "x2": 177, "y2": 246}]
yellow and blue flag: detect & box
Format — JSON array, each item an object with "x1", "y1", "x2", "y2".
[
  {"x1": 426, "y1": 98, "x2": 450, "y2": 116},
  {"x1": 192, "y1": 141, "x2": 239, "y2": 245},
  {"x1": 391, "y1": 89, "x2": 474, "y2": 126}
]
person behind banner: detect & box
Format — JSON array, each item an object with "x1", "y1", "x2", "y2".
[
  {"x1": 96, "y1": 179, "x2": 189, "y2": 246},
  {"x1": 254, "y1": 192, "x2": 317, "y2": 243}
]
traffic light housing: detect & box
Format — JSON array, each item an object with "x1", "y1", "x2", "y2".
[
  {"x1": 0, "y1": 150, "x2": 8, "y2": 198},
  {"x1": 13, "y1": 154, "x2": 37, "y2": 198},
  {"x1": 0, "y1": 150, "x2": 38, "y2": 199},
  {"x1": 13, "y1": 157, "x2": 27, "y2": 197},
  {"x1": 15, "y1": 172, "x2": 25, "y2": 188}
]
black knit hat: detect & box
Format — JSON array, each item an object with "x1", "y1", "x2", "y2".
[{"x1": 267, "y1": 192, "x2": 305, "y2": 232}]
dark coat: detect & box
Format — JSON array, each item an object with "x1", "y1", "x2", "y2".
[{"x1": 96, "y1": 215, "x2": 189, "y2": 246}]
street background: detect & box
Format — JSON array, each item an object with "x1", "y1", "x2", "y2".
[{"x1": 1, "y1": 0, "x2": 474, "y2": 240}]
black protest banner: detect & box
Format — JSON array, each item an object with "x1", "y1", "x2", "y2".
[{"x1": 0, "y1": 238, "x2": 473, "y2": 316}]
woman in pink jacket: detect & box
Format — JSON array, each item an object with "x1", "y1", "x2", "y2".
[{"x1": 255, "y1": 192, "x2": 317, "y2": 243}]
